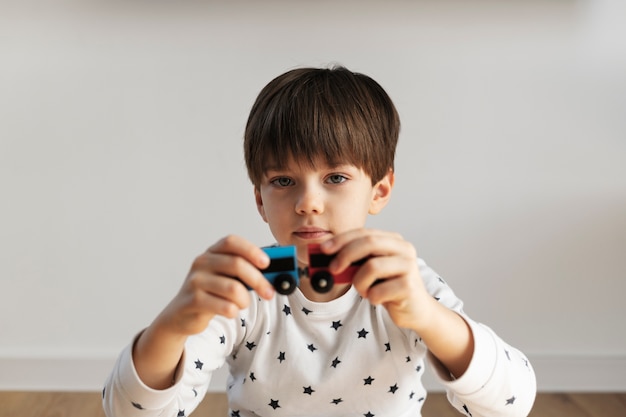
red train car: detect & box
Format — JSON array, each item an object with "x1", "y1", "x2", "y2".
[{"x1": 306, "y1": 243, "x2": 368, "y2": 293}]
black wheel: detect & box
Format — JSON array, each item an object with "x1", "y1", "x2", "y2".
[
  {"x1": 274, "y1": 273, "x2": 297, "y2": 295},
  {"x1": 311, "y1": 271, "x2": 334, "y2": 293}
]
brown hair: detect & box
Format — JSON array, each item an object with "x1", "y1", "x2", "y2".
[{"x1": 244, "y1": 66, "x2": 400, "y2": 187}]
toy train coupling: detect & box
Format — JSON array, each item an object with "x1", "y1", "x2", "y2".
[{"x1": 298, "y1": 266, "x2": 309, "y2": 279}]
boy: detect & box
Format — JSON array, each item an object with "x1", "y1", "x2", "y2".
[{"x1": 103, "y1": 66, "x2": 536, "y2": 417}]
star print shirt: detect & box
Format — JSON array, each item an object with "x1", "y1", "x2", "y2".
[{"x1": 103, "y1": 258, "x2": 536, "y2": 417}]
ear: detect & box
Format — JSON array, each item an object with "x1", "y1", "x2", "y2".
[
  {"x1": 369, "y1": 169, "x2": 395, "y2": 215},
  {"x1": 254, "y1": 187, "x2": 268, "y2": 223}
]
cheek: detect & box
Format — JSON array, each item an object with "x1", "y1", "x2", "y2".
[
  {"x1": 336, "y1": 194, "x2": 371, "y2": 225},
  {"x1": 262, "y1": 196, "x2": 283, "y2": 217},
  {"x1": 262, "y1": 200, "x2": 290, "y2": 227}
]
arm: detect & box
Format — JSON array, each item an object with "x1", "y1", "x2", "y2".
[
  {"x1": 428, "y1": 319, "x2": 536, "y2": 417},
  {"x1": 422, "y1": 261, "x2": 537, "y2": 417},
  {"x1": 321, "y1": 230, "x2": 536, "y2": 417},
  {"x1": 408, "y1": 295, "x2": 475, "y2": 378},
  {"x1": 103, "y1": 235, "x2": 275, "y2": 416}
]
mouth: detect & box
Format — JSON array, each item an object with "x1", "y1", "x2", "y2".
[{"x1": 293, "y1": 227, "x2": 330, "y2": 240}]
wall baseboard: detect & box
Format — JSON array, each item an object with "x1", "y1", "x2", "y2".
[{"x1": 0, "y1": 355, "x2": 624, "y2": 392}]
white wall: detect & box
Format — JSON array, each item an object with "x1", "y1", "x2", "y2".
[{"x1": 1, "y1": 0, "x2": 625, "y2": 392}]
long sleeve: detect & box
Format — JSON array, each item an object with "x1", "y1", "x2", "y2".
[
  {"x1": 102, "y1": 340, "x2": 185, "y2": 417},
  {"x1": 419, "y1": 259, "x2": 537, "y2": 417},
  {"x1": 103, "y1": 315, "x2": 240, "y2": 417},
  {"x1": 428, "y1": 319, "x2": 536, "y2": 417}
]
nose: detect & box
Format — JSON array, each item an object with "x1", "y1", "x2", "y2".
[{"x1": 295, "y1": 184, "x2": 324, "y2": 215}]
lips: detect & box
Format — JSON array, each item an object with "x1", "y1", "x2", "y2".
[{"x1": 293, "y1": 227, "x2": 330, "y2": 240}]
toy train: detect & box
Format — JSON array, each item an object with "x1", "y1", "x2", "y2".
[
  {"x1": 256, "y1": 245, "x2": 299, "y2": 295},
  {"x1": 259, "y1": 244, "x2": 367, "y2": 295}
]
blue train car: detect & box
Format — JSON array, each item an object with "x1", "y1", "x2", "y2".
[{"x1": 260, "y1": 245, "x2": 299, "y2": 295}]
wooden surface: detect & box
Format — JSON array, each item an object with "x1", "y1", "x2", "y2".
[{"x1": 1, "y1": 391, "x2": 625, "y2": 417}]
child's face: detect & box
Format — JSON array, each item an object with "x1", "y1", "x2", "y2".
[{"x1": 254, "y1": 156, "x2": 394, "y2": 265}]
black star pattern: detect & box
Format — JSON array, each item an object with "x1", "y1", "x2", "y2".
[
  {"x1": 505, "y1": 349, "x2": 511, "y2": 360},
  {"x1": 437, "y1": 276, "x2": 446, "y2": 284},
  {"x1": 155, "y1": 270, "x2": 480, "y2": 415},
  {"x1": 282, "y1": 304, "x2": 291, "y2": 316},
  {"x1": 269, "y1": 399, "x2": 280, "y2": 409},
  {"x1": 102, "y1": 387, "x2": 105, "y2": 399},
  {"x1": 132, "y1": 402, "x2": 143, "y2": 410},
  {"x1": 463, "y1": 404, "x2": 473, "y2": 416},
  {"x1": 506, "y1": 396, "x2": 516, "y2": 405}
]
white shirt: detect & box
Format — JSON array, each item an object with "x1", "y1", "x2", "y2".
[{"x1": 103, "y1": 259, "x2": 536, "y2": 417}]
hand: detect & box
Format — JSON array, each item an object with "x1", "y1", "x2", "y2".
[
  {"x1": 319, "y1": 229, "x2": 435, "y2": 332},
  {"x1": 133, "y1": 235, "x2": 275, "y2": 389},
  {"x1": 157, "y1": 235, "x2": 275, "y2": 336},
  {"x1": 320, "y1": 229, "x2": 474, "y2": 378}
]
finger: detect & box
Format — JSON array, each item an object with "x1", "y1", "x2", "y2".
[
  {"x1": 194, "y1": 252, "x2": 275, "y2": 300},
  {"x1": 324, "y1": 231, "x2": 410, "y2": 274},
  {"x1": 185, "y1": 270, "x2": 252, "y2": 312},
  {"x1": 208, "y1": 235, "x2": 270, "y2": 270},
  {"x1": 361, "y1": 269, "x2": 420, "y2": 307},
  {"x1": 321, "y1": 228, "x2": 388, "y2": 252},
  {"x1": 350, "y1": 254, "x2": 411, "y2": 296},
  {"x1": 201, "y1": 235, "x2": 274, "y2": 298},
  {"x1": 188, "y1": 289, "x2": 244, "y2": 320}
]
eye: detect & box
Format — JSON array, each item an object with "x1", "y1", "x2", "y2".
[
  {"x1": 326, "y1": 174, "x2": 348, "y2": 184},
  {"x1": 270, "y1": 177, "x2": 294, "y2": 187}
]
